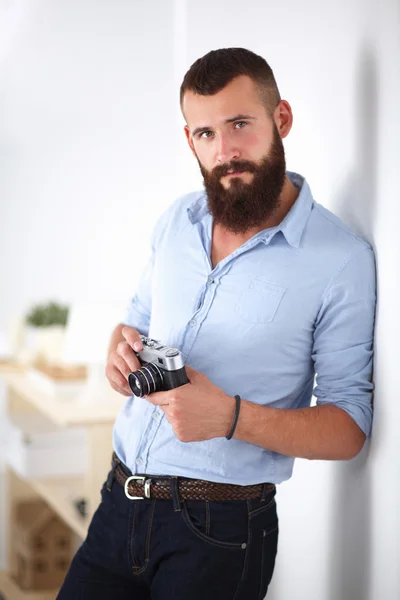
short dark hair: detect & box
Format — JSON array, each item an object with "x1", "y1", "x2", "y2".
[{"x1": 180, "y1": 47, "x2": 281, "y2": 117}]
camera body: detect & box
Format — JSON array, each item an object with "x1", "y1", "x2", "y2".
[{"x1": 128, "y1": 335, "x2": 189, "y2": 397}]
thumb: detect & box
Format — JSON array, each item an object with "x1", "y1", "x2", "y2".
[{"x1": 121, "y1": 326, "x2": 143, "y2": 352}]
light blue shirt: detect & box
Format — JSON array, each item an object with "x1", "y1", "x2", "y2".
[{"x1": 113, "y1": 171, "x2": 376, "y2": 485}]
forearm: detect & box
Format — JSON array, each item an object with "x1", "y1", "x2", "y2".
[{"x1": 233, "y1": 400, "x2": 366, "y2": 460}]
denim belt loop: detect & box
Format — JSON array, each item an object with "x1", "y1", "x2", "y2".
[
  {"x1": 170, "y1": 476, "x2": 182, "y2": 512},
  {"x1": 261, "y1": 483, "x2": 274, "y2": 502},
  {"x1": 106, "y1": 458, "x2": 120, "y2": 492}
]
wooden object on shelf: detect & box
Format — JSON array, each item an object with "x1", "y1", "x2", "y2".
[
  {"x1": 13, "y1": 499, "x2": 73, "y2": 591},
  {"x1": 32, "y1": 361, "x2": 87, "y2": 380},
  {"x1": 0, "y1": 570, "x2": 57, "y2": 600},
  {"x1": 4, "y1": 469, "x2": 86, "y2": 575},
  {"x1": 29, "y1": 475, "x2": 88, "y2": 539},
  {"x1": 0, "y1": 360, "x2": 25, "y2": 373}
]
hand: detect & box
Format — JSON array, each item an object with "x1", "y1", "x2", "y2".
[
  {"x1": 144, "y1": 366, "x2": 236, "y2": 442},
  {"x1": 105, "y1": 326, "x2": 143, "y2": 396}
]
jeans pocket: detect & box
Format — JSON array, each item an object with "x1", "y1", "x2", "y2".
[
  {"x1": 258, "y1": 520, "x2": 279, "y2": 600},
  {"x1": 182, "y1": 501, "x2": 248, "y2": 550},
  {"x1": 248, "y1": 496, "x2": 279, "y2": 600},
  {"x1": 248, "y1": 495, "x2": 276, "y2": 519}
]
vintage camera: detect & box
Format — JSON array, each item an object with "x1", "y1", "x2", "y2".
[{"x1": 128, "y1": 335, "x2": 189, "y2": 397}]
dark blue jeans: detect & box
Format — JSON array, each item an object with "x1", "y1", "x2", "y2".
[{"x1": 57, "y1": 464, "x2": 279, "y2": 600}]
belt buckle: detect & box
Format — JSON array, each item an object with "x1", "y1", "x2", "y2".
[{"x1": 124, "y1": 475, "x2": 152, "y2": 500}]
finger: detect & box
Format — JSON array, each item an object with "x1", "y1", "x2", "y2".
[
  {"x1": 113, "y1": 351, "x2": 135, "y2": 379},
  {"x1": 115, "y1": 342, "x2": 141, "y2": 372},
  {"x1": 106, "y1": 364, "x2": 132, "y2": 396},
  {"x1": 121, "y1": 326, "x2": 143, "y2": 352},
  {"x1": 144, "y1": 391, "x2": 170, "y2": 406}
]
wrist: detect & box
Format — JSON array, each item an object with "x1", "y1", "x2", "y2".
[
  {"x1": 223, "y1": 394, "x2": 237, "y2": 437},
  {"x1": 225, "y1": 395, "x2": 241, "y2": 440}
]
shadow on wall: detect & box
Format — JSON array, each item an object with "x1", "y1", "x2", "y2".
[
  {"x1": 327, "y1": 43, "x2": 378, "y2": 600},
  {"x1": 333, "y1": 43, "x2": 378, "y2": 247}
]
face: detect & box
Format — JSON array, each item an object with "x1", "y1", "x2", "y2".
[{"x1": 182, "y1": 75, "x2": 289, "y2": 234}]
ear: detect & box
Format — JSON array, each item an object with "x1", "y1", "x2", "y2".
[
  {"x1": 273, "y1": 100, "x2": 293, "y2": 140},
  {"x1": 184, "y1": 125, "x2": 197, "y2": 157}
]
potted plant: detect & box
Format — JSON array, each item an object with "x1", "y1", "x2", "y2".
[{"x1": 24, "y1": 302, "x2": 69, "y2": 364}]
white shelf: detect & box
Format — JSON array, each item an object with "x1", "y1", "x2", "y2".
[
  {"x1": 1, "y1": 372, "x2": 124, "y2": 427},
  {"x1": 2, "y1": 412, "x2": 87, "y2": 481}
]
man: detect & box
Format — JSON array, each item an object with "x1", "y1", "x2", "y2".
[{"x1": 58, "y1": 48, "x2": 376, "y2": 600}]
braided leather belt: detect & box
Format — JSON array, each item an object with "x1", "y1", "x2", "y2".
[{"x1": 113, "y1": 460, "x2": 275, "y2": 502}]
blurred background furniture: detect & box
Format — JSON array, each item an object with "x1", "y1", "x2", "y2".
[{"x1": 0, "y1": 360, "x2": 124, "y2": 599}]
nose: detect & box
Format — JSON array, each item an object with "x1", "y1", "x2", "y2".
[{"x1": 216, "y1": 133, "x2": 240, "y2": 164}]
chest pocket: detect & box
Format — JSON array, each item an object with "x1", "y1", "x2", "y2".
[{"x1": 235, "y1": 279, "x2": 286, "y2": 324}]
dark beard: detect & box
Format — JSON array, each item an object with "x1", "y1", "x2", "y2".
[{"x1": 198, "y1": 124, "x2": 286, "y2": 234}]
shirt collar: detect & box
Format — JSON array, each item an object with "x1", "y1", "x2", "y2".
[
  {"x1": 275, "y1": 171, "x2": 314, "y2": 248},
  {"x1": 187, "y1": 171, "x2": 314, "y2": 249}
]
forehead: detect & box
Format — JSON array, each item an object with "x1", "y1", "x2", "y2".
[{"x1": 182, "y1": 75, "x2": 267, "y2": 126}]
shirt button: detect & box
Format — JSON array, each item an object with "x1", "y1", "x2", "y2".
[
  {"x1": 189, "y1": 319, "x2": 196, "y2": 327},
  {"x1": 152, "y1": 411, "x2": 160, "y2": 421},
  {"x1": 207, "y1": 277, "x2": 214, "y2": 284},
  {"x1": 136, "y1": 458, "x2": 143, "y2": 465}
]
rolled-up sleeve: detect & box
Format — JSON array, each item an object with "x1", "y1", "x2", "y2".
[{"x1": 312, "y1": 247, "x2": 377, "y2": 436}]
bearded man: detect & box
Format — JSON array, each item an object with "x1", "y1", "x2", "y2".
[{"x1": 58, "y1": 47, "x2": 376, "y2": 600}]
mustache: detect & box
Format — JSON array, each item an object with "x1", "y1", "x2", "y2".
[{"x1": 211, "y1": 161, "x2": 257, "y2": 179}]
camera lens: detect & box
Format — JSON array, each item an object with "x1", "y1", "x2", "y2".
[{"x1": 128, "y1": 362, "x2": 164, "y2": 397}]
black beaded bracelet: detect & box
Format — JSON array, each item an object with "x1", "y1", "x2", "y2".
[{"x1": 225, "y1": 395, "x2": 241, "y2": 440}]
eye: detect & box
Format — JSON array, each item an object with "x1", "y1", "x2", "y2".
[
  {"x1": 199, "y1": 131, "x2": 214, "y2": 139},
  {"x1": 234, "y1": 121, "x2": 247, "y2": 129}
]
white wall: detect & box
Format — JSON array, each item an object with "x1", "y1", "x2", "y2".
[
  {"x1": 0, "y1": 0, "x2": 178, "y2": 331},
  {"x1": 0, "y1": 1, "x2": 399, "y2": 598}
]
